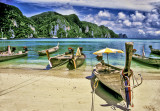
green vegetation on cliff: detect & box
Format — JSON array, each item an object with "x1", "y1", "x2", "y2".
[
  {"x1": 0, "y1": 3, "x2": 37, "y2": 39},
  {"x1": 0, "y1": 3, "x2": 119, "y2": 39}
]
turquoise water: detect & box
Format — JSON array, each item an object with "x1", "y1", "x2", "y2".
[{"x1": 0, "y1": 38, "x2": 160, "y2": 70}]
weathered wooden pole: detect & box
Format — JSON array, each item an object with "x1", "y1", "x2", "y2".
[
  {"x1": 71, "y1": 49, "x2": 74, "y2": 59},
  {"x1": 124, "y1": 42, "x2": 133, "y2": 76},
  {"x1": 71, "y1": 49, "x2": 76, "y2": 69}
]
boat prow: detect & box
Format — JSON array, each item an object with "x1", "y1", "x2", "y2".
[
  {"x1": 0, "y1": 37, "x2": 7, "y2": 40},
  {"x1": 149, "y1": 45, "x2": 160, "y2": 55},
  {"x1": 52, "y1": 36, "x2": 58, "y2": 39},
  {"x1": 132, "y1": 54, "x2": 160, "y2": 67},
  {"x1": 38, "y1": 43, "x2": 59, "y2": 56}
]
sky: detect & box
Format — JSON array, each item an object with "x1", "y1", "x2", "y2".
[{"x1": 1, "y1": 0, "x2": 160, "y2": 38}]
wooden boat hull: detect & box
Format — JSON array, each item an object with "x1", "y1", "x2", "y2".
[
  {"x1": 38, "y1": 44, "x2": 59, "y2": 56},
  {"x1": 49, "y1": 54, "x2": 86, "y2": 69},
  {"x1": 0, "y1": 52, "x2": 27, "y2": 62},
  {"x1": 92, "y1": 64, "x2": 127, "y2": 101},
  {"x1": 149, "y1": 45, "x2": 160, "y2": 55},
  {"x1": 151, "y1": 49, "x2": 160, "y2": 55},
  {"x1": 38, "y1": 49, "x2": 58, "y2": 56},
  {"x1": 90, "y1": 74, "x2": 124, "y2": 105},
  {"x1": 47, "y1": 47, "x2": 86, "y2": 69},
  {"x1": 49, "y1": 54, "x2": 72, "y2": 68},
  {"x1": 132, "y1": 54, "x2": 160, "y2": 66},
  {"x1": 67, "y1": 54, "x2": 86, "y2": 70}
]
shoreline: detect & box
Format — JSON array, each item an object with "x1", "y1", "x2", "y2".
[{"x1": 0, "y1": 64, "x2": 160, "y2": 79}]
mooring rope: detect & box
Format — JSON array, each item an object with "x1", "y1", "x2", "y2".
[
  {"x1": 91, "y1": 78, "x2": 99, "y2": 111},
  {"x1": 120, "y1": 69, "x2": 135, "y2": 108}
]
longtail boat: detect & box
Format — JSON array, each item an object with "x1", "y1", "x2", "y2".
[
  {"x1": 46, "y1": 47, "x2": 86, "y2": 69},
  {"x1": 0, "y1": 46, "x2": 28, "y2": 62},
  {"x1": 67, "y1": 47, "x2": 86, "y2": 70},
  {"x1": 149, "y1": 45, "x2": 160, "y2": 55},
  {"x1": 132, "y1": 54, "x2": 160, "y2": 67},
  {"x1": 38, "y1": 43, "x2": 59, "y2": 56},
  {"x1": 87, "y1": 42, "x2": 143, "y2": 109}
]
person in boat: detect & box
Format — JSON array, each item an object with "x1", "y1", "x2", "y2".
[
  {"x1": 65, "y1": 48, "x2": 74, "y2": 55},
  {"x1": 11, "y1": 47, "x2": 16, "y2": 53},
  {"x1": 132, "y1": 49, "x2": 137, "y2": 54},
  {"x1": 96, "y1": 54, "x2": 103, "y2": 61},
  {"x1": 22, "y1": 46, "x2": 28, "y2": 53},
  {"x1": 79, "y1": 47, "x2": 84, "y2": 56}
]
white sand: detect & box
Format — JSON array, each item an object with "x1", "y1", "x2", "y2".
[{"x1": 0, "y1": 68, "x2": 160, "y2": 111}]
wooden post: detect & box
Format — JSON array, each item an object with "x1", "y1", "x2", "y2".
[
  {"x1": 71, "y1": 49, "x2": 74, "y2": 59},
  {"x1": 46, "y1": 50, "x2": 50, "y2": 60},
  {"x1": 71, "y1": 49, "x2": 77, "y2": 69},
  {"x1": 124, "y1": 42, "x2": 133, "y2": 76}
]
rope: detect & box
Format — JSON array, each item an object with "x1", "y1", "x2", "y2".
[
  {"x1": 91, "y1": 78, "x2": 99, "y2": 111},
  {"x1": 93, "y1": 79, "x2": 99, "y2": 89},
  {"x1": 120, "y1": 69, "x2": 134, "y2": 108}
]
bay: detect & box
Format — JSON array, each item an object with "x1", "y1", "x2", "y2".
[{"x1": 0, "y1": 38, "x2": 160, "y2": 70}]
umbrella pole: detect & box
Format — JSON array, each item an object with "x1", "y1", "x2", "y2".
[
  {"x1": 107, "y1": 53, "x2": 109, "y2": 65},
  {"x1": 107, "y1": 53, "x2": 109, "y2": 71}
]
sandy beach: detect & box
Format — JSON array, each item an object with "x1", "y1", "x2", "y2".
[{"x1": 0, "y1": 66, "x2": 160, "y2": 111}]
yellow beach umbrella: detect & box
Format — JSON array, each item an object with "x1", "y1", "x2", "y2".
[{"x1": 93, "y1": 48, "x2": 124, "y2": 65}]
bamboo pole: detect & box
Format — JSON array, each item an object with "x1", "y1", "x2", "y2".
[{"x1": 124, "y1": 42, "x2": 133, "y2": 76}]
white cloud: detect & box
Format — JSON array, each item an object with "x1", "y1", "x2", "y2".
[
  {"x1": 146, "y1": 30, "x2": 160, "y2": 36},
  {"x1": 118, "y1": 12, "x2": 126, "y2": 20},
  {"x1": 155, "y1": 30, "x2": 160, "y2": 35},
  {"x1": 132, "y1": 22, "x2": 142, "y2": 27},
  {"x1": 53, "y1": 3, "x2": 79, "y2": 15},
  {"x1": 123, "y1": 20, "x2": 131, "y2": 27},
  {"x1": 147, "y1": 30, "x2": 155, "y2": 35},
  {"x1": 99, "y1": 21, "x2": 109, "y2": 25},
  {"x1": 55, "y1": 9, "x2": 78, "y2": 15},
  {"x1": 151, "y1": 9, "x2": 159, "y2": 14},
  {"x1": 99, "y1": 20, "x2": 115, "y2": 27},
  {"x1": 145, "y1": 9, "x2": 160, "y2": 28},
  {"x1": 83, "y1": 14, "x2": 94, "y2": 22},
  {"x1": 131, "y1": 11, "x2": 145, "y2": 22},
  {"x1": 98, "y1": 10, "x2": 110, "y2": 18},
  {"x1": 24, "y1": 12, "x2": 42, "y2": 17},
  {"x1": 147, "y1": 13, "x2": 159, "y2": 22},
  {"x1": 15, "y1": 0, "x2": 158, "y2": 11},
  {"x1": 138, "y1": 29, "x2": 145, "y2": 35}
]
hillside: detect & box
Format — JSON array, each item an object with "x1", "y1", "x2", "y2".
[
  {"x1": 0, "y1": 3, "x2": 119, "y2": 39},
  {"x1": 0, "y1": 2, "x2": 37, "y2": 39}
]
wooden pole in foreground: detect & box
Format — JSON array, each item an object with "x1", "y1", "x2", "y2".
[
  {"x1": 46, "y1": 50, "x2": 50, "y2": 60},
  {"x1": 124, "y1": 42, "x2": 133, "y2": 76}
]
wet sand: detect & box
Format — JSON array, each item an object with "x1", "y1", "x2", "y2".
[{"x1": 0, "y1": 66, "x2": 160, "y2": 111}]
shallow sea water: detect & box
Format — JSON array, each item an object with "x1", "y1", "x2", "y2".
[{"x1": 0, "y1": 38, "x2": 160, "y2": 72}]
